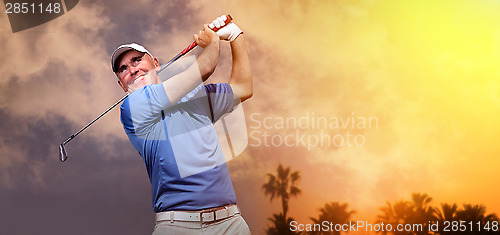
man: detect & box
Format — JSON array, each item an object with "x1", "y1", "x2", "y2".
[{"x1": 111, "y1": 15, "x2": 252, "y2": 234}]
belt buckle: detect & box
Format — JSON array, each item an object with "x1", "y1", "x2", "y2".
[{"x1": 200, "y1": 210, "x2": 216, "y2": 223}]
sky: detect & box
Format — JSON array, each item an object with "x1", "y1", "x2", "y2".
[{"x1": 1, "y1": 0, "x2": 499, "y2": 234}]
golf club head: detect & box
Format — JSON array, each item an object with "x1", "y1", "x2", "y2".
[{"x1": 59, "y1": 144, "x2": 68, "y2": 162}]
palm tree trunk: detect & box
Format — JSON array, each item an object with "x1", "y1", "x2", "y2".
[{"x1": 282, "y1": 197, "x2": 288, "y2": 220}]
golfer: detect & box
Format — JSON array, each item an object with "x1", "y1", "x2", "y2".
[{"x1": 111, "y1": 15, "x2": 252, "y2": 234}]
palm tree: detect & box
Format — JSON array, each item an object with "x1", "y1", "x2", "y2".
[
  {"x1": 407, "y1": 193, "x2": 436, "y2": 234},
  {"x1": 309, "y1": 202, "x2": 356, "y2": 235},
  {"x1": 435, "y1": 203, "x2": 459, "y2": 222},
  {"x1": 434, "y1": 203, "x2": 459, "y2": 234},
  {"x1": 456, "y1": 204, "x2": 499, "y2": 234},
  {"x1": 266, "y1": 212, "x2": 302, "y2": 235},
  {"x1": 376, "y1": 200, "x2": 412, "y2": 235},
  {"x1": 262, "y1": 164, "x2": 302, "y2": 220},
  {"x1": 377, "y1": 194, "x2": 500, "y2": 235},
  {"x1": 376, "y1": 193, "x2": 437, "y2": 235}
]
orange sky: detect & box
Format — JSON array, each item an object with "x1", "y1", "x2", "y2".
[{"x1": 209, "y1": 0, "x2": 500, "y2": 228}]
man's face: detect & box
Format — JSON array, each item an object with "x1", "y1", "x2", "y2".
[{"x1": 115, "y1": 50, "x2": 160, "y2": 92}]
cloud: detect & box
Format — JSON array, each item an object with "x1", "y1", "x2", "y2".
[
  {"x1": 196, "y1": 0, "x2": 500, "y2": 224},
  {"x1": 0, "y1": 1, "x2": 206, "y2": 234}
]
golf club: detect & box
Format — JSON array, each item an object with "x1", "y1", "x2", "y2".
[{"x1": 59, "y1": 15, "x2": 233, "y2": 162}]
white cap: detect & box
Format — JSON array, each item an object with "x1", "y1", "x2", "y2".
[{"x1": 111, "y1": 43, "x2": 154, "y2": 72}]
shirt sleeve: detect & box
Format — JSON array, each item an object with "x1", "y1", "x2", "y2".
[
  {"x1": 120, "y1": 84, "x2": 171, "y2": 137},
  {"x1": 204, "y1": 83, "x2": 234, "y2": 123}
]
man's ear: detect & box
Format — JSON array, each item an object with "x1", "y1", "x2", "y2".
[
  {"x1": 154, "y1": 58, "x2": 161, "y2": 71},
  {"x1": 118, "y1": 80, "x2": 128, "y2": 92}
]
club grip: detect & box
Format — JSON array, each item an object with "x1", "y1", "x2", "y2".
[
  {"x1": 181, "y1": 15, "x2": 234, "y2": 55},
  {"x1": 212, "y1": 14, "x2": 233, "y2": 32}
]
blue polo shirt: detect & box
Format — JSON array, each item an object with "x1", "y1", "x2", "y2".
[{"x1": 120, "y1": 83, "x2": 237, "y2": 212}]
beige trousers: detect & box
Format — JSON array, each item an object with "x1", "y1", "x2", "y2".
[{"x1": 152, "y1": 213, "x2": 251, "y2": 235}]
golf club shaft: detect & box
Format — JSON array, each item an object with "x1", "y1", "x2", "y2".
[
  {"x1": 62, "y1": 93, "x2": 128, "y2": 146},
  {"x1": 62, "y1": 45, "x2": 196, "y2": 146},
  {"x1": 60, "y1": 15, "x2": 233, "y2": 162}
]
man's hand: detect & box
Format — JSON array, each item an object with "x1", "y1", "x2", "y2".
[
  {"x1": 209, "y1": 15, "x2": 243, "y2": 42},
  {"x1": 194, "y1": 24, "x2": 220, "y2": 49},
  {"x1": 162, "y1": 23, "x2": 220, "y2": 104},
  {"x1": 127, "y1": 70, "x2": 160, "y2": 93},
  {"x1": 192, "y1": 24, "x2": 220, "y2": 82}
]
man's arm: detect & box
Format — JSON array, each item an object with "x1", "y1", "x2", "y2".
[
  {"x1": 162, "y1": 24, "x2": 220, "y2": 105},
  {"x1": 228, "y1": 34, "x2": 253, "y2": 103},
  {"x1": 206, "y1": 15, "x2": 252, "y2": 104}
]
